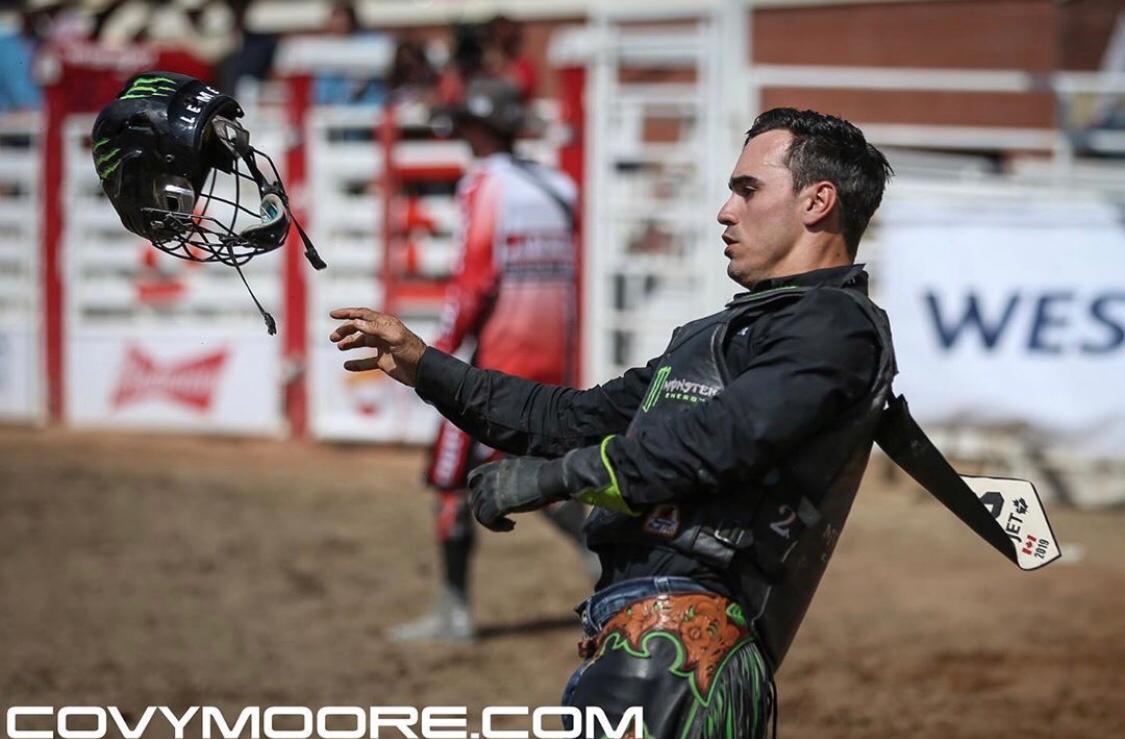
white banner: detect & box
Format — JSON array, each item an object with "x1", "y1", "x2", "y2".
[
  {"x1": 0, "y1": 326, "x2": 42, "y2": 422},
  {"x1": 65, "y1": 331, "x2": 283, "y2": 435},
  {"x1": 877, "y1": 192, "x2": 1125, "y2": 458}
]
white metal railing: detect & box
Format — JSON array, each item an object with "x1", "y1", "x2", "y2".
[
  {"x1": 0, "y1": 112, "x2": 44, "y2": 422},
  {"x1": 584, "y1": 5, "x2": 738, "y2": 383}
]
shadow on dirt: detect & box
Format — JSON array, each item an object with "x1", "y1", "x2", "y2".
[{"x1": 477, "y1": 615, "x2": 578, "y2": 641}]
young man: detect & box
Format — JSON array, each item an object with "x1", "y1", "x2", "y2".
[
  {"x1": 334, "y1": 108, "x2": 893, "y2": 736},
  {"x1": 388, "y1": 76, "x2": 594, "y2": 643}
]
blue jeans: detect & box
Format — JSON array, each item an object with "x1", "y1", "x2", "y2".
[{"x1": 577, "y1": 576, "x2": 717, "y2": 637}]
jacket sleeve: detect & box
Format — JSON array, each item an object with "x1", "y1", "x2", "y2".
[
  {"x1": 433, "y1": 172, "x2": 501, "y2": 355},
  {"x1": 597, "y1": 289, "x2": 880, "y2": 506},
  {"x1": 414, "y1": 347, "x2": 658, "y2": 458}
]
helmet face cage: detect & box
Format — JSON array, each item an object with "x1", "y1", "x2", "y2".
[{"x1": 142, "y1": 115, "x2": 291, "y2": 268}]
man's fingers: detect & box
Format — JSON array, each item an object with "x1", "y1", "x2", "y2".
[
  {"x1": 330, "y1": 318, "x2": 386, "y2": 344},
  {"x1": 343, "y1": 357, "x2": 381, "y2": 372},
  {"x1": 329, "y1": 322, "x2": 360, "y2": 342},
  {"x1": 336, "y1": 331, "x2": 372, "y2": 351},
  {"x1": 330, "y1": 307, "x2": 378, "y2": 321}
]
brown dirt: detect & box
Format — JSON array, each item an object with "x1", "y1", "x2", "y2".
[{"x1": 1, "y1": 427, "x2": 1123, "y2": 738}]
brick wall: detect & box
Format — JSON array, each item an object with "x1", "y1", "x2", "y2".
[{"x1": 400, "y1": 1, "x2": 1121, "y2": 131}]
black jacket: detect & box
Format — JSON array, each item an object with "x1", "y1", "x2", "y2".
[
  {"x1": 415, "y1": 265, "x2": 882, "y2": 602},
  {"x1": 416, "y1": 264, "x2": 878, "y2": 501}
]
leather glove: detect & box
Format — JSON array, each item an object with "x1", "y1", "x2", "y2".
[
  {"x1": 468, "y1": 441, "x2": 637, "y2": 533},
  {"x1": 467, "y1": 456, "x2": 568, "y2": 532}
]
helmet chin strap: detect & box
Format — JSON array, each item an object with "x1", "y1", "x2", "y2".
[
  {"x1": 229, "y1": 251, "x2": 278, "y2": 335},
  {"x1": 212, "y1": 118, "x2": 327, "y2": 334}
]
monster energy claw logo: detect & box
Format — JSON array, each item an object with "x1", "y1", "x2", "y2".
[
  {"x1": 641, "y1": 366, "x2": 671, "y2": 412},
  {"x1": 642, "y1": 367, "x2": 722, "y2": 411},
  {"x1": 119, "y1": 74, "x2": 178, "y2": 100},
  {"x1": 92, "y1": 137, "x2": 122, "y2": 180}
]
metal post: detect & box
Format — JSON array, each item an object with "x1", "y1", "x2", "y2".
[{"x1": 283, "y1": 73, "x2": 312, "y2": 437}]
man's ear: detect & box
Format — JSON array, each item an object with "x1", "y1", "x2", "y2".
[{"x1": 802, "y1": 181, "x2": 838, "y2": 228}]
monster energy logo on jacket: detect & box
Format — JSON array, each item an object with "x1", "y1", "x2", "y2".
[
  {"x1": 584, "y1": 285, "x2": 897, "y2": 669},
  {"x1": 642, "y1": 366, "x2": 721, "y2": 410}
]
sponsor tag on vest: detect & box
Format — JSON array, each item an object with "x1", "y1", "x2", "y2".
[{"x1": 962, "y1": 476, "x2": 1061, "y2": 570}]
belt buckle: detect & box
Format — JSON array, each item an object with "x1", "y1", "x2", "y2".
[{"x1": 713, "y1": 522, "x2": 751, "y2": 549}]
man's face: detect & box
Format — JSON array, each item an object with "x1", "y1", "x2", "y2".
[
  {"x1": 717, "y1": 129, "x2": 804, "y2": 286},
  {"x1": 456, "y1": 118, "x2": 503, "y2": 157}
]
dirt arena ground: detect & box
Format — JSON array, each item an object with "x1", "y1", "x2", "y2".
[{"x1": 1, "y1": 426, "x2": 1123, "y2": 738}]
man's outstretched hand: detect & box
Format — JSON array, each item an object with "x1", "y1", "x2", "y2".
[{"x1": 329, "y1": 308, "x2": 427, "y2": 387}]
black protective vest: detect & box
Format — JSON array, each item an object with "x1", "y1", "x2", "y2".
[{"x1": 584, "y1": 284, "x2": 897, "y2": 668}]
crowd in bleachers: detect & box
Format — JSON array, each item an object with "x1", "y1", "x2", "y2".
[{"x1": 0, "y1": 0, "x2": 539, "y2": 113}]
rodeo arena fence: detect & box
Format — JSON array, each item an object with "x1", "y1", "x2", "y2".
[{"x1": 2, "y1": 2, "x2": 1124, "y2": 508}]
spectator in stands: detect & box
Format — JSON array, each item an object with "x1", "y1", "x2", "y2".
[
  {"x1": 387, "y1": 38, "x2": 438, "y2": 105},
  {"x1": 84, "y1": 0, "x2": 229, "y2": 85},
  {"x1": 483, "y1": 15, "x2": 536, "y2": 100},
  {"x1": 0, "y1": 5, "x2": 44, "y2": 112},
  {"x1": 148, "y1": 0, "x2": 234, "y2": 72},
  {"x1": 435, "y1": 23, "x2": 485, "y2": 106},
  {"x1": 215, "y1": 0, "x2": 278, "y2": 104},
  {"x1": 312, "y1": 1, "x2": 387, "y2": 105},
  {"x1": 87, "y1": 0, "x2": 136, "y2": 43}
]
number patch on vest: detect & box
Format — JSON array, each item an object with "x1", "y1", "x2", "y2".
[{"x1": 769, "y1": 505, "x2": 798, "y2": 539}]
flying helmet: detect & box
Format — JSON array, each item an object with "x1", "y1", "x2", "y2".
[{"x1": 92, "y1": 71, "x2": 325, "y2": 333}]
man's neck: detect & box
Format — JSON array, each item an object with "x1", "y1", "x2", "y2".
[
  {"x1": 470, "y1": 141, "x2": 514, "y2": 159},
  {"x1": 760, "y1": 235, "x2": 852, "y2": 282}
]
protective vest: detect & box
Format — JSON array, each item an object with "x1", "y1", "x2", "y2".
[{"x1": 584, "y1": 284, "x2": 897, "y2": 668}]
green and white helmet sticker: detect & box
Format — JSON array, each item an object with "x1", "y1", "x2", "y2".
[{"x1": 119, "y1": 74, "x2": 179, "y2": 101}]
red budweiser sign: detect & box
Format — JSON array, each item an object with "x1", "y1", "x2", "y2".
[{"x1": 112, "y1": 346, "x2": 229, "y2": 412}]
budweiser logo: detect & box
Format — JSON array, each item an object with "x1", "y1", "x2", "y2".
[{"x1": 112, "y1": 346, "x2": 229, "y2": 412}]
